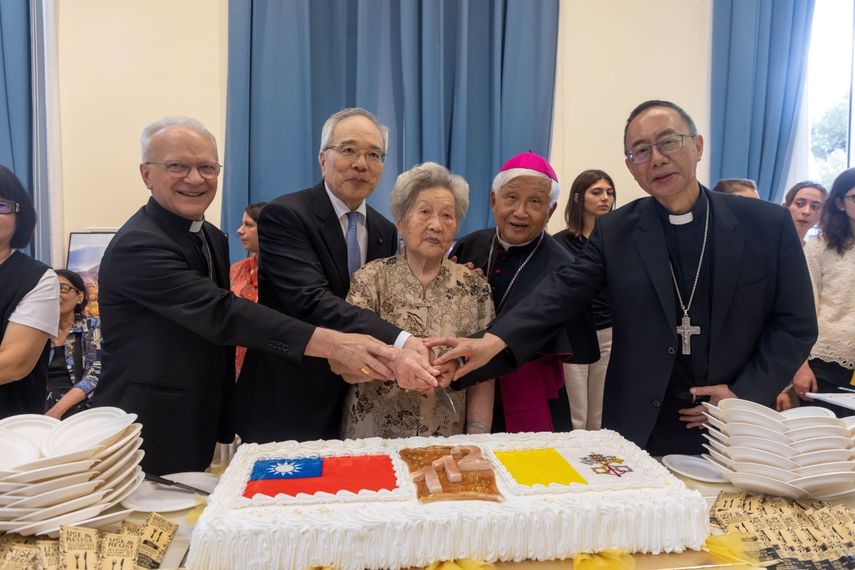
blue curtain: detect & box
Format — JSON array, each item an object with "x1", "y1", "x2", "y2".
[
  {"x1": 0, "y1": 2, "x2": 32, "y2": 197},
  {"x1": 710, "y1": 0, "x2": 815, "y2": 202},
  {"x1": 224, "y1": 0, "x2": 559, "y2": 261}
]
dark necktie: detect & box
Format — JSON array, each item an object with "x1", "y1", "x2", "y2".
[
  {"x1": 345, "y1": 211, "x2": 361, "y2": 276},
  {"x1": 190, "y1": 229, "x2": 213, "y2": 279}
]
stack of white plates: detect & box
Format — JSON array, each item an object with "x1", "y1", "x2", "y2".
[
  {"x1": 701, "y1": 398, "x2": 855, "y2": 499},
  {"x1": 0, "y1": 407, "x2": 143, "y2": 537}
]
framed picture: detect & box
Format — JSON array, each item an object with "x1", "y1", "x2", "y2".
[{"x1": 66, "y1": 232, "x2": 116, "y2": 318}]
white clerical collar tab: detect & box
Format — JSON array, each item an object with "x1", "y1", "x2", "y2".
[
  {"x1": 189, "y1": 220, "x2": 204, "y2": 232},
  {"x1": 669, "y1": 212, "x2": 693, "y2": 225}
]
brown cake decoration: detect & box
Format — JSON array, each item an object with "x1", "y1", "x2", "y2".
[{"x1": 399, "y1": 445, "x2": 502, "y2": 503}]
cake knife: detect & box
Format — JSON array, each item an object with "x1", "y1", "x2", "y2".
[
  {"x1": 435, "y1": 386, "x2": 456, "y2": 413},
  {"x1": 144, "y1": 473, "x2": 211, "y2": 495}
]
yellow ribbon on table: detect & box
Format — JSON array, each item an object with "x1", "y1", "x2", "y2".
[
  {"x1": 703, "y1": 533, "x2": 761, "y2": 567},
  {"x1": 573, "y1": 550, "x2": 635, "y2": 570},
  {"x1": 423, "y1": 560, "x2": 494, "y2": 570}
]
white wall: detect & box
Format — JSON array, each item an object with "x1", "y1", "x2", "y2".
[
  {"x1": 56, "y1": 0, "x2": 228, "y2": 258},
  {"x1": 54, "y1": 1, "x2": 712, "y2": 244},
  {"x1": 548, "y1": 0, "x2": 712, "y2": 233}
]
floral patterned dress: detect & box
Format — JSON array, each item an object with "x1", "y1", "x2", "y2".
[{"x1": 342, "y1": 254, "x2": 494, "y2": 438}]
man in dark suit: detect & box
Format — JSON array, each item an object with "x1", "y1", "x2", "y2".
[
  {"x1": 450, "y1": 151, "x2": 597, "y2": 433},
  {"x1": 237, "y1": 108, "x2": 438, "y2": 444},
  {"x1": 431, "y1": 100, "x2": 817, "y2": 455},
  {"x1": 95, "y1": 117, "x2": 399, "y2": 474}
]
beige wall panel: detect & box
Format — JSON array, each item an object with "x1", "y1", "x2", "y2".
[
  {"x1": 57, "y1": 0, "x2": 228, "y2": 257},
  {"x1": 549, "y1": 0, "x2": 712, "y2": 233}
]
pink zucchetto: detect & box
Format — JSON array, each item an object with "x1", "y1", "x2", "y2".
[{"x1": 492, "y1": 151, "x2": 560, "y2": 206}]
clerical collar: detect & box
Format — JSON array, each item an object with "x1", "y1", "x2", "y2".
[
  {"x1": 654, "y1": 187, "x2": 708, "y2": 227},
  {"x1": 189, "y1": 220, "x2": 204, "y2": 233},
  {"x1": 146, "y1": 197, "x2": 206, "y2": 233},
  {"x1": 495, "y1": 230, "x2": 540, "y2": 252}
]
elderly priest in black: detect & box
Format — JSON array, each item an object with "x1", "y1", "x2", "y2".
[
  {"x1": 431, "y1": 101, "x2": 817, "y2": 455},
  {"x1": 95, "y1": 117, "x2": 398, "y2": 475},
  {"x1": 450, "y1": 152, "x2": 597, "y2": 433}
]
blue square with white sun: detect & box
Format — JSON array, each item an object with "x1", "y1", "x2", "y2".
[{"x1": 250, "y1": 457, "x2": 323, "y2": 480}]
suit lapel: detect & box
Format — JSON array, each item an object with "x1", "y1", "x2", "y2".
[
  {"x1": 709, "y1": 194, "x2": 744, "y2": 345},
  {"x1": 635, "y1": 200, "x2": 676, "y2": 328},
  {"x1": 311, "y1": 184, "x2": 350, "y2": 289}
]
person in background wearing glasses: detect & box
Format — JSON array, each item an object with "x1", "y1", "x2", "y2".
[
  {"x1": 44, "y1": 269, "x2": 102, "y2": 419},
  {"x1": 428, "y1": 100, "x2": 817, "y2": 456},
  {"x1": 237, "y1": 107, "x2": 440, "y2": 445},
  {"x1": 783, "y1": 181, "x2": 828, "y2": 243},
  {"x1": 94, "y1": 116, "x2": 403, "y2": 475},
  {"x1": 0, "y1": 165, "x2": 60, "y2": 420},
  {"x1": 777, "y1": 168, "x2": 855, "y2": 416}
]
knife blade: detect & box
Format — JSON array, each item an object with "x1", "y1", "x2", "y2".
[
  {"x1": 434, "y1": 386, "x2": 456, "y2": 413},
  {"x1": 144, "y1": 473, "x2": 211, "y2": 496}
]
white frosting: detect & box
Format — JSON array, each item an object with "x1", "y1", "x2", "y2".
[{"x1": 188, "y1": 431, "x2": 708, "y2": 570}]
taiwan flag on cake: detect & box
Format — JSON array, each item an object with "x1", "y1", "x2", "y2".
[{"x1": 243, "y1": 454, "x2": 398, "y2": 498}]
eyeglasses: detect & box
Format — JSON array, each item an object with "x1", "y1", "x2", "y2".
[
  {"x1": 843, "y1": 194, "x2": 855, "y2": 204},
  {"x1": 59, "y1": 284, "x2": 79, "y2": 294},
  {"x1": 625, "y1": 134, "x2": 695, "y2": 164},
  {"x1": 0, "y1": 198, "x2": 20, "y2": 215},
  {"x1": 324, "y1": 144, "x2": 387, "y2": 165},
  {"x1": 145, "y1": 161, "x2": 222, "y2": 179}
]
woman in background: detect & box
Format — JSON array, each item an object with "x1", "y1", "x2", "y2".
[
  {"x1": 342, "y1": 162, "x2": 494, "y2": 438},
  {"x1": 778, "y1": 169, "x2": 855, "y2": 416},
  {"x1": 230, "y1": 202, "x2": 266, "y2": 377},
  {"x1": 784, "y1": 181, "x2": 827, "y2": 243},
  {"x1": 0, "y1": 166, "x2": 59, "y2": 419},
  {"x1": 553, "y1": 169, "x2": 616, "y2": 430},
  {"x1": 44, "y1": 269, "x2": 102, "y2": 419}
]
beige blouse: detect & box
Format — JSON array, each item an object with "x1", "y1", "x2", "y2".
[
  {"x1": 342, "y1": 254, "x2": 494, "y2": 439},
  {"x1": 804, "y1": 237, "x2": 855, "y2": 369}
]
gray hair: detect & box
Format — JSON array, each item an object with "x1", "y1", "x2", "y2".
[
  {"x1": 390, "y1": 162, "x2": 469, "y2": 223},
  {"x1": 492, "y1": 169, "x2": 560, "y2": 207},
  {"x1": 141, "y1": 116, "x2": 218, "y2": 162},
  {"x1": 318, "y1": 108, "x2": 389, "y2": 154}
]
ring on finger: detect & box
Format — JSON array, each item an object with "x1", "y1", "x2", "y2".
[{"x1": 360, "y1": 366, "x2": 372, "y2": 376}]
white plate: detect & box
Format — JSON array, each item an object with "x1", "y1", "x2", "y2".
[
  {"x1": 9, "y1": 502, "x2": 106, "y2": 537},
  {"x1": 720, "y1": 421, "x2": 792, "y2": 444},
  {"x1": 718, "y1": 398, "x2": 784, "y2": 418},
  {"x1": 4, "y1": 479, "x2": 103, "y2": 509},
  {"x1": 701, "y1": 402, "x2": 725, "y2": 422},
  {"x1": 727, "y1": 435, "x2": 797, "y2": 457},
  {"x1": 785, "y1": 424, "x2": 851, "y2": 441},
  {"x1": 96, "y1": 435, "x2": 143, "y2": 475},
  {"x1": 789, "y1": 435, "x2": 853, "y2": 454},
  {"x1": 701, "y1": 453, "x2": 733, "y2": 473},
  {"x1": 725, "y1": 446, "x2": 797, "y2": 469},
  {"x1": 0, "y1": 506, "x2": 39, "y2": 521},
  {"x1": 0, "y1": 457, "x2": 99, "y2": 484},
  {"x1": 703, "y1": 425, "x2": 730, "y2": 444},
  {"x1": 721, "y1": 408, "x2": 787, "y2": 431},
  {"x1": 58, "y1": 508, "x2": 134, "y2": 537},
  {"x1": 841, "y1": 415, "x2": 855, "y2": 429},
  {"x1": 731, "y1": 461, "x2": 797, "y2": 482},
  {"x1": 103, "y1": 466, "x2": 143, "y2": 504},
  {"x1": 725, "y1": 472, "x2": 806, "y2": 499},
  {"x1": 701, "y1": 444, "x2": 735, "y2": 468},
  {"x1": 41, "y1": 413, "x2": 136, "y2": 457},
  {"x1": 105, "y1": 471, "x2": 144, "y2": 508},
  {"x1": 100, "y1": 457, "x2": 142, "y2": 493},
  {"x1": 783, "y1": 415, "x2": 848, "y2": 431},
  {"x1": 702, "y1": 413, "x2": 727, "y2": 433},
  {"x1": 95, "y1": 424, "x2": 142, "y2": 461},
  {"x1": 0, "y1": 481, "x2": 24, "y2": 493},
  {"x1": 780, "y1": 406, "x2": 837, "y2": 419},
  {"x1": 0, "y1": 430, "x2": 39, "y2": 470},
  {"x1": 98, "y1": 450, "x2": 144, "y2": 489},
  {"x1": 0, "y1": 415, "x2": 60, "y2": 448},
  {"x1": 792, "y1": 460, "x2": 855, "y2": 477},
  {"x1": 121, "y1": 471, "x2": 217, "y2": 512},
  {"x1": 814, "y1": 486, "x2": 855, "y2": 501},
  {"x1": 789, "y1": 471, "x2": 855, "y2": 497},
  {"x1": 805, "y1": 392, "x2": 855, "y2": 411},
  {"x1": 792, "y1": 448, "x2": 855, "y2": 466},
  {"x1": 662, "y1": 454, "x2": 727, "y2": 483},
  {"x1": 1, "y1": 470, "x2": 94, "y2": 498},
  {"x1": 12, "y1": 489, "x2": 108, "y2": 522}
]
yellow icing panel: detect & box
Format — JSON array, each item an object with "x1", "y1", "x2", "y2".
[{"x1": 494, "y1": 448, "x2": 587, "y2": 486}]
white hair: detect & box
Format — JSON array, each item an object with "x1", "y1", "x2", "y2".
[
  {"x1": 389, "y1": 162, "x2": 469, "y2": 223},
  {"x1": 318, "y1": 108, "x2": 389, "y2": 154},
  {"x1": 491, "y1": 168, "x2": 560, "y2": 207},
  {"x1": 141, "y1": 116, "x2": 218, "y2": 162}
]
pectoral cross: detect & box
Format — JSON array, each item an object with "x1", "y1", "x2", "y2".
[{"x1": 675, "y1": 313, "x2": 700, "y2": 355}]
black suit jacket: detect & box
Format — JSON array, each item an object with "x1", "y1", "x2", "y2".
[
  {"x1": 450, "y1": 229, "x2": 598, "y2": 384},
  {"x1": 236, "y1": 182, "x2": 399, "y2": 443},
  {"x1": 488, "y1": 188, "x2": 818, "y2": 448},
  {"x1": 95, "y1": 198, "x2": 315, "y2": 474}
]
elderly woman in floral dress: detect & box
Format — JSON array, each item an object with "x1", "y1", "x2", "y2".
[{"x1": 342, "y1": 162, "x2": 494, "y2": 438}]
